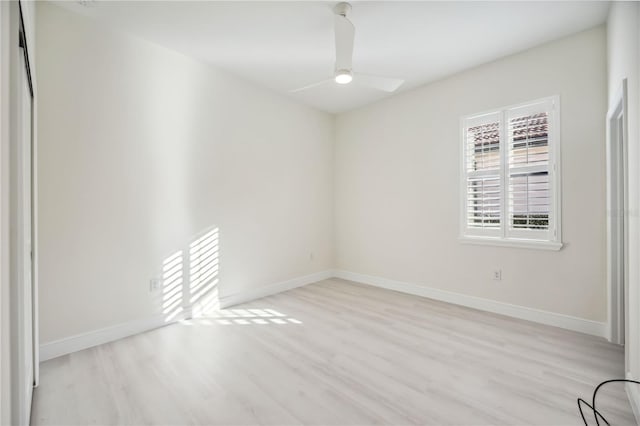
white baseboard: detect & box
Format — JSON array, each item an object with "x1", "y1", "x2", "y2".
[
  {"x1": 333, "y1": 270, "x2": 607, "y2": 338},
  {"x1": 39, "y1": 311, "x2": 188, "y2": 362},
  {"x1": 218, "y1": 270, "x2": 333, "y2": 308},
  {"x1": 41, "y1": 268, "x2": 606, "y2": 361},
  {"x1": 40, "y1": 270, "x2": 333, "y2": 361},
  {"x1": 627, "y1": 373, "x2": 640, "y2": 425}
]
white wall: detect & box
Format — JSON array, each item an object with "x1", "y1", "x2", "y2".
[
  {"x1": 335, "y1": 27, "x2": 607, "y2": 322},
  {"x1": 607, "y1": 0, "x2": 640, "y2": 400},
  {"x1": 36, "y1": 2, "x2": 334, "y2": 344}
]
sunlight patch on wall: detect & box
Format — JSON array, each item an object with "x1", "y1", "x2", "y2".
[
  {"x1": 162, "y1": 250, "x2": 184, "y2": 322},
  {"x1": 159, "y1": 227, "x2": 221, "y2": 322},
  {"x1": 158, "y1": 227, "x2": 299, "y2": 326},
  {"x1": 190, "y1": 228, "x2": 220, "y2": 317}
]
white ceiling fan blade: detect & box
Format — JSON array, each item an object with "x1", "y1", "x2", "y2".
[
  {"x1": 334, "y1": 14, "x2": 354, "y2": 71},
  {"x1": 290, "y1": 78, "x2": 334, "y2": 93},
  {"x1": 353, "y1": 73, "x2": 404, "y2": 92}
]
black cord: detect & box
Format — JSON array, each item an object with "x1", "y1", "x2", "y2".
[{"x1": 577, "y1": 379, "x2": 640, "y2": 426}]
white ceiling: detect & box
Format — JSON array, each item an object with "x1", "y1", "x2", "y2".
[{"x1": 57, "y1": 1, "x2": 610, "y2": 114}]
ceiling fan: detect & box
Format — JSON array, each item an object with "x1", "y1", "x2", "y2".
[{"x1": 291, "y1": 2, "x2": 404, "y2": 93}]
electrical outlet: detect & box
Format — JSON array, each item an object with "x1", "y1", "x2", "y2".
[
  {"x1": 309, "y1": 252, "x2": 314, "y2": 261},
  {"x1": 493, "y1": 270, "x2": 502, "y2": 281},
  {"x1": 149, "y1": 278, "x2": 162, "y2": 292}
]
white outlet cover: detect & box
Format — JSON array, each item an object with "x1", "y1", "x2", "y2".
[{"x1": 150, "y1": 278, "x2": 162, "y2": 291}]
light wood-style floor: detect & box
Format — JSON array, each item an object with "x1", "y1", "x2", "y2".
[{"x1": 32, "y1": 279, "x2": 635, "y2": 425}]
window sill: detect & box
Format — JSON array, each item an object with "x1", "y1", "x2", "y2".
[{"x1": 459, "y1": 236, "x2": 563, "y2": 251}]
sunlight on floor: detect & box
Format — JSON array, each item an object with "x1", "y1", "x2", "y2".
[{"x1": 180, "y1": 308, "x2": 303, "y2": 326}]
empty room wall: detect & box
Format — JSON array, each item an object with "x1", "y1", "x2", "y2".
[
  {"x1": 335, "y1": 27, "x2": 607, "y2": 323},
  {"x1": 607, "y1": 0, "x2": 640, "y2": 406},
  {"x1": 36, "y1": 3, "x2": 334, "y2": 345}
]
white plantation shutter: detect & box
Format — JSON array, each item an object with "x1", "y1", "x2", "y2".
[
  {"x1": 463, "y1": 113, "x2": 502, "y2": 236},
  {"x1": 506, "y1": 100, "x2": 555, "y2": 239},
  {"x1": 461, "y1": 97, "x2": 560, "y2": 247},
  {"x1": 466, "y1": 176, "x2": 501, "y2": 229}
]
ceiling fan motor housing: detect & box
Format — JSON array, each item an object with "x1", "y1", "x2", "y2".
[{"x1": 334, "y1": 2, "x2": 351, "y2": 18}]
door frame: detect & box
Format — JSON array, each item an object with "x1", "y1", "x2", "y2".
[
  {"x1": 18, "y1": 0, "x2": 39, "y2": 391},
  {"x1": 1, "y1": 1, "x2": 38, "y2": 424},
  {"x1": 606, "y1": 78, "x2": 628, "y2": 357},
  {"x1": 15, "y1": 36, "x2": 34, "y2": 425},
  {"x1": 0, "y1": 2, "x2": 11, "y2": 424}
]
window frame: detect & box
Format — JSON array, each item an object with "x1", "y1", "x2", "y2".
[{"x1": 459, "y1": 96, "x2": 563, "y2": 251}]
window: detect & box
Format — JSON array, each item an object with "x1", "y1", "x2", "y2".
[{"x1": 460, "y1": 97, "x2": 562, "y2": 250}]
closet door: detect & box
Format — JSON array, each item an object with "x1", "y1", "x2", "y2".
[{"x1": 15, "y1": 17, "x2": 34, "y2": 426}]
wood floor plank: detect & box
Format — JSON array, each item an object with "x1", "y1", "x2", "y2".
[{"x1": 31, "y1": 279, "x2": 635, "y2": 425}]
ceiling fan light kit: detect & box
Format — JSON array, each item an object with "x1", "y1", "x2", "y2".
[
  {"x1": 334, "y1": 69, "x2": 353, "y2": 84},
  {"x1": 291, "y1": 2, "x2": 404, "y2": 94}
]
